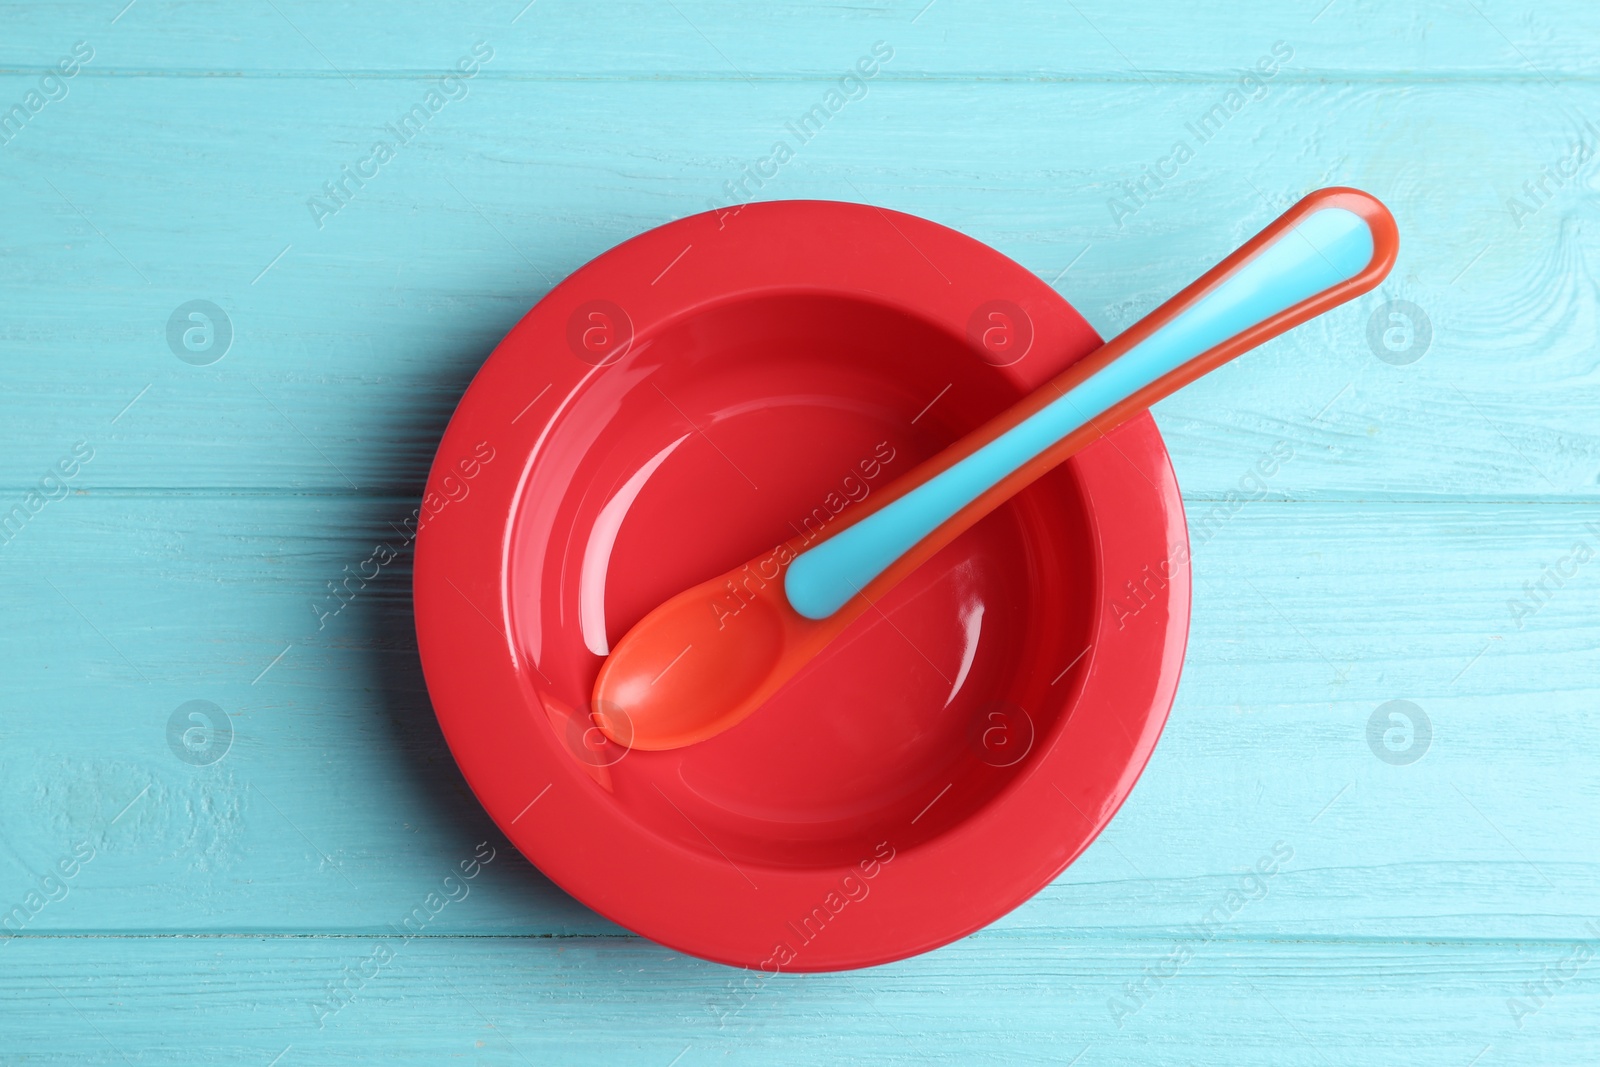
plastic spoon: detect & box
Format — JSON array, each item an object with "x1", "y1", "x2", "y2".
[{"x1": 593, "y1": 187, "x2": 1397, "y2": 751}]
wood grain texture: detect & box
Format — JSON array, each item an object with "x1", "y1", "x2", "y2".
[
  {"x1": 1, "y1": 71, "x2": 1595, "y2": 495},
  {"x1": 4, "y1": 0, "x2": 1600, "y2": 76},
  {"x1": 4, "y1": 937, "x2": 1598, "y2": 1066},
  {"x1": 2, "y1": 495, "x2": 1596, "y2": 941},
  {"x1": 2, "y1": 1, "x2": 1597, "y2": 1063}
]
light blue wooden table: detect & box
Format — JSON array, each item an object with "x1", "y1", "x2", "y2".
[{"x1": 3, "y1": 2, "x2": 1598, "y2": 1062}]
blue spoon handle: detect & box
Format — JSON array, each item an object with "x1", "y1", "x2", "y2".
[{"x1": 784, "y1": 189, "x2": 1395, "y2": 621}]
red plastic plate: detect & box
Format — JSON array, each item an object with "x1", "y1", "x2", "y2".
[{"x1": 413, "y1": 201, "x2": 1189, "y2": 971}]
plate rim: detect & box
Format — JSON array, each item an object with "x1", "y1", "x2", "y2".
[{"x1": 413, "y1": 199, "x2": 1191, "y2": 971}]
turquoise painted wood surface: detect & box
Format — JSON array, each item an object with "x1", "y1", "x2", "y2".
[{"x1": 2, "y1": 1, "x2": 1598, "y2": 1063}]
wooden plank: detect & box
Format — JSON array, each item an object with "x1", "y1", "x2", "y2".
[
  {"x1": 2, "y1": 493, "x2": 1596, "y2": 938},
  {"x1": 1, "y1": 76, "x2": 1594, "y2": 496},
  {"x1": 2, "y1": 0, "x2": 1598, "y2": 77},
  {"x1": 2, "y1": 935, "x2": 1595, "y2": 1065}
]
